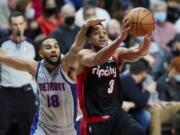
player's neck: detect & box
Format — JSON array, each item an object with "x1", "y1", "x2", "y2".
[{"x1": 44, "y1": 62, "x2": 57, "y2": 73}]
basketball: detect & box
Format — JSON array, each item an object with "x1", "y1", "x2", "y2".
[{"x1": 127, "y1": 7, "x2": 156, "y2": 36}]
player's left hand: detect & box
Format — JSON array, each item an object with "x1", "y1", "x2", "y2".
[
  {"x1": 144, "y1": 32, "x2": 153, "y2": 41},
  {"x1": 119, "y1": 16, "x2": 131, "y2": 41},
  {"x1": 144, "y1": 22, "x2": 156, "y2": 41}
]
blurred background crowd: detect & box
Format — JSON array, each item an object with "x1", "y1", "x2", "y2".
[{"x1": 0, "y1": 0, "x2": 180, "y2": 135}]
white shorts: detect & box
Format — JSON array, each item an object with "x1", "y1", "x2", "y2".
[{"x1": 32, "y1": 121, "x2": 77, "y2": 135}]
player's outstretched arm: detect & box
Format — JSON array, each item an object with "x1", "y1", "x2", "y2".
[
  {"x1": 77, "y1": 18, "x2": 130, "y2": 67},
  {"x1": 64, "y1": 19, "x2": 106, "y2": 65},
  {"x1": 116, "y1": 33, "x2": 152, "y2": 62},
  {"x1": 0, "y1": 49, "x2": 37, "y2": 77}
]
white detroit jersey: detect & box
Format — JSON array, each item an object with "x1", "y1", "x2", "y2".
[{"x1": 31, "y1": 60, "x2": 77, "y2": 135}]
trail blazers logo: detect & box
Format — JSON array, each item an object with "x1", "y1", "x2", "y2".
[{"x1": 92, "y1": 66, "x2": 117, "y2": 78}]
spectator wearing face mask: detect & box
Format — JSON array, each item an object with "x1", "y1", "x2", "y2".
[
  {"x1": 9, "y1": 0, "x2": 42, "y2": 61},
  {"x1": 75, "y1": 2, "x2": 111, "y2": 27},
  {"x1": 142, "y1": 54, "x2": 180, "y2": 135},
  {"x1": 14, "y1": 0, "x2": 41, "y2": 40},
  {"x1": 37, "y1": 0, "x2": 62, "y2": 36},
  {"x1": 157, "y1": 56, "x2": 180, "y2": 101},
  {"x1": 0, "y1": 0, "x2": 41, "y2": 41},
  {"x1": 12, "y1": 0, "x2": 35, "y2": 21},
  {"x1": 51, "y1": 4, "x2": 81, "y2": 54},
  {"x1": 24, "y1": 1, "x2": 42, "y2": 40},
  {"x1": 166, "y1": 0, "x2": 180, "y2": 23},
  {"x1": 106, "y1": 19, "x2": 125, "y2": 46},
  {"x1": 152, "y1": 0, "x2": 177, "y2": 51},
  {"x1": 161, "y1": 34, "x2": 180, "y2": 72}
]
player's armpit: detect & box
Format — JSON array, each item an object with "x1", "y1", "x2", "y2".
[
  {"x1": 77, "y1": 49, "x2": 97, "y2": 67},
  {"x1": 65, "y1": 19, "x2": 107, "y2": 67}
]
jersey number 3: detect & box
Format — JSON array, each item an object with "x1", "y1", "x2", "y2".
[
  {"x1": 108, "y1": 80, "x2": 115, "y2": 94},
  {"x1": 47, "y1": 95, "x2": 60, "y2": 107}
]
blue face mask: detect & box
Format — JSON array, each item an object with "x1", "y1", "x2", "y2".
[
  {"x1": 136, "y1": 36, "x2": 144, "y2": 42},
  {"x1": 26, "y1": 8, "x2": 35, "y2": 20},
  {"x1": 173, "y1": 75, "x2": 180, "y2": 82},
  {"x1": 154, "y1": 12, "x2": 167, "y2": 23}
]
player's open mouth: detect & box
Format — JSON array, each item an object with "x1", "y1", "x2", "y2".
[
  {"x1": 50, "y1": 55, "x2": 58, "y2": 60},
  {"x1": 99, "y1": 40, "x2": 106, "y2": 44}
]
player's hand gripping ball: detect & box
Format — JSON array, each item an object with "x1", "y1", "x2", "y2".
[{"x1": 127, "y1": 7, "x2": 156, "y2": 36}]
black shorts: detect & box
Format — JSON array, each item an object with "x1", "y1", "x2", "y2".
[
  {"x1": 0, "y1": 85, "x2": 36, "y2": 135},
  {"x1": 81, "y1": 109, "x2": 145, "y2": 135}
]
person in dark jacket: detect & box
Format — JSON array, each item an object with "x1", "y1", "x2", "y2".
[
  {"x1": 157, "y1": 56, "x2": 180, "y2": 101},
  {"x1": 51, "y1": 4, "x2": 80, "y2": 55},
  {"x1": 121, "y1": 58, "x2": 152, "y2": 131}
]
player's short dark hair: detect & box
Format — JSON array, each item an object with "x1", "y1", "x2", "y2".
[
  {"x1": 130, "y1": 58, "x2": 150, "y2": 75},
  {"x1": 173, "y1": 111, "x2": 180, "y2": 135},
  {"x1": 39, "y1": 36, "x2": 60, "y2": 49},
  {"x1": 9, "y1": 11, "x2": 25, "y2": 24},
  {"x1": 86, "y1": 23, "x2": 103, "y2": 37}
]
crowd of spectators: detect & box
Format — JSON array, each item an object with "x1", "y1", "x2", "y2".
[{"x1": 0, "y1": 0, "x2": 180, "y2": 135}]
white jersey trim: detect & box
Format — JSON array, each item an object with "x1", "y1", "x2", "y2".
[{"x1": 60, "y1": 66, "x2": 76, "y2": 84}]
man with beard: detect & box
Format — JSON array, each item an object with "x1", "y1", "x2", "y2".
[
  {"x1": 0, "y1": 16, "x2": 105, "y2": 134},
  {"x1": 0, "y1": 11, "x2": 36, "y2": 135},
  {"x1": 76, "y1": 17, "x2": 154, "y2": 135}
]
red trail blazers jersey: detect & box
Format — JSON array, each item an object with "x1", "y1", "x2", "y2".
[{"x1": 77, "y1": 57, "x2": 123, "y2": 117}]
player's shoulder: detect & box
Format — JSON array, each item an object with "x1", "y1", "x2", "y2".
[{"x1": 78, "y1": 49, "x2": 94, "y2": 55}]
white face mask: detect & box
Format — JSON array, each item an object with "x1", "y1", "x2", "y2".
[
  {"x1": 154, "y1": 12, "x2": 167, "y2": 23},
  {"x1": 136, "y1": 36, "x2": 144, "y2": 42},
  {"x1": 173, "y1": 75, "x2": 180, "y2": 82},
  {"x1": 26, "y1": 8, "x2": 35, "y2": 20}
]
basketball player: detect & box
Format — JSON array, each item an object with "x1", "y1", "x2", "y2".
[
  {"x1": 0, "y1": 19, "x2": 104, "y2": 135},
  {"x1": 76, "y1": 18, "x2": 154, "y2": 135}
]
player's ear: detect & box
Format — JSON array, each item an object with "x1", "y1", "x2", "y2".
[{"x1": 39, "y1": 50, "x2": 44, "y2": 59}]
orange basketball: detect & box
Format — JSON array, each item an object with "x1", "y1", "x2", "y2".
[{"x1": 127, "y1": 7, "x2": 156, "y2": 36}]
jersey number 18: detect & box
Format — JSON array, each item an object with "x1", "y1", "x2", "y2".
[{"x1": 47, "y1": 95, "x2": 60, "y2": 107}]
